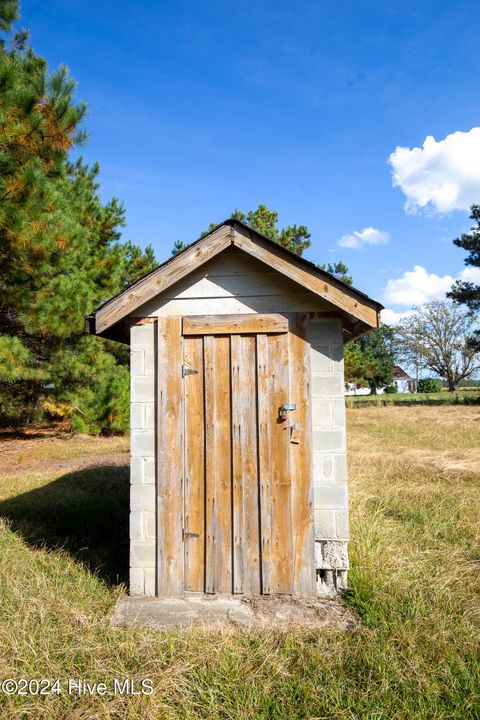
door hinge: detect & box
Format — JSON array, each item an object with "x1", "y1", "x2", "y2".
[
  {"x1": 182, "y1": 529, "x2": 199, "y2": 541},
  {"x1": 182, "y1": 365, "x2": 199, "y2": 377}
]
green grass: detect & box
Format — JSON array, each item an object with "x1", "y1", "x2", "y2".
[
  {"x1": 0, "y1": 408, "x2": 479, "y2": 719},
  {"x1": 346, "y1": 388, "x2": 480, "y2": 407}
]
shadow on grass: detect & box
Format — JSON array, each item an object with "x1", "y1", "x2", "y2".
[{"x1": 0, "y1": 464, "x2": 129, "y2": 586}]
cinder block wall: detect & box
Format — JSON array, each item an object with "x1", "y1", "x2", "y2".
[
  {"x1": 309, "y1": 317, "x2": 349, "y2": 594},
  {"x1": 129, "y1": 323, "x2": 156, "y2": 595}
]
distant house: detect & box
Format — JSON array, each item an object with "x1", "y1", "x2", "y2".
[
  {"x1": 392, "y1": 365, "x2": 415, "y2": 393},
  {"x1": 345, "y1": 364, "x2": 415, "y2": 395}
]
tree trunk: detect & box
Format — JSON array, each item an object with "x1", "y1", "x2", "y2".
[
  {"x1": 447, "y1": 378, "x2": 457, "y2": 392},
  {"x1": 370, "y1": 384, "x2": 377, "y2": 395}
]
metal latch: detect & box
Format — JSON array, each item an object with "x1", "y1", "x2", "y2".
[
  {"x1": 182, "y1": 365, "x2": 198, "y2": 377},
  {"x1": 182, "y1": 529, "x2": 199, "y2": 541}
]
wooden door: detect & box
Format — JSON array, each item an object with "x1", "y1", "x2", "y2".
[{"x1": 181, "y1": 312, "x2": 315, "y2": 596}]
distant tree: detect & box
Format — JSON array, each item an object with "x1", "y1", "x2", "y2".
[
  {"x1": 448, "y1": 204, "x2": 480, "y2": 350},
  {"x1": 355, "y1": 324, "x2": 396, "y2": 394},
  {"x1": 175, "y1": 204, "x2": 312, "y2": 257},
  {"x1": 344, "y1": 342, "x2": 375, "y2": 390},
  {"x1": 344, "y1": 325, "x2": 396, "y2": 394},
  {"x1": 319, "y1": 261, "x2": 352, "y2": 285},
  {"x1": 171, "y1": 240, "x2": 187, "y2": 256},
  {"x1": 396, "y1": 301, "x2": 480, "y2": 391}
]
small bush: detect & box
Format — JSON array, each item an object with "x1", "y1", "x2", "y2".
[
  {"x1": 418, "y1": 378, "x2": 442, "y2": 393},
  {"x1": 384, "y1": 382, "x2": 398, "y2": 394}
]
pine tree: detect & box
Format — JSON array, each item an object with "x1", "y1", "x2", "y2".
[
  {"x1": 448, "y1": 204, "x2": 480, "y2": 350},
  {"x1": 319, "y1": 261, "x2": 352, "y2": 285},
  {"x1": 0, "y1": 1, "x2": 156, "y2": 431},
  {"x1": 345, "y1": 325, "x2": 396, "y2": 394}
]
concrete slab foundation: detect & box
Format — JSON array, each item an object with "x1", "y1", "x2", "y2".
[{"x1": 110, "y1": 595, "x2": 357, "y2": 631}]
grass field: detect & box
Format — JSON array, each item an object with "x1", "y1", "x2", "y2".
[
  {"x1": 346, "y1": 388, "x2": 480, "y2": 407},
  {"x1": 0, "y1": 407, "x2": 479, "y2": 719}
]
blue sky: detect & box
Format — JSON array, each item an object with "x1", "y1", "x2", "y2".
[{"x1": 22, "y1": 0, "x2": 480, "y2": 319}]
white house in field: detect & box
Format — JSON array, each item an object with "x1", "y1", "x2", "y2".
[
  {"x1": 86, "y1": 219, "x2": 383, "y2": 599},
  {"x1": 345, "y1": 365, "x2": 415, "y2": 395}
]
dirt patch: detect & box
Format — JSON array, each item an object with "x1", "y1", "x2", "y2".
[
  {"x1": 240, "y1": 593, "x2": 358, "y2": 630},
  {"x1": 0, "y1": 428, "x2": 129, "y2": 477}
]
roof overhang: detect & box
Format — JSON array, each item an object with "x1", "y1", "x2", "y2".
[{"x1": 85, "y1": 219, "x2": 383, "y2": 344}]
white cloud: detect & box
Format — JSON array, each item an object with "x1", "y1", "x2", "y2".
[
  {"x1": 383, "y1": 265, "x2": 480, "y2": 307},
  {"x1": 338, "y1": 227, "x2": 390, "y2": 250},
  {"x1": 380, "y1": 308, "x2": 415, "y2": 325},
  {"x1": 460, "y1": 266, "x2": 480, "y2": 283},
  {"x1": 384, "y1": 265, "x2": 454, "y2": 305},
  {"x1": 389, "y1": 127, "x2": 480, "y2": 214}
]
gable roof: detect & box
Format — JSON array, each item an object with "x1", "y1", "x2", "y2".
[
  {"x1": 85, "y1": 219, "x2": 383, "y2": 343},
  {"x1": 393, "y1": 365, "x2": 413, "y2": 380}
]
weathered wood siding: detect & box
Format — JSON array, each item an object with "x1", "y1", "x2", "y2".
[{"x1": 132, "y1": 248, "x2": 331, "y2": 318}]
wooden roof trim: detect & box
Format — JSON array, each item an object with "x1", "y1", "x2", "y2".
[
  {"x1": 91, "y1": 219, "x2": 383, "y2": 336},
  {"x1": 94, "y1": 224, "x2": 233, "y2": 334},
  {"x1": 231, "y1": 224, "x2": 380, "y2": 328}
]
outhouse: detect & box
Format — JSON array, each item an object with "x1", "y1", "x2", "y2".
[{"x1": 86, "y1": 219, "x2": 382, "y2": 598}]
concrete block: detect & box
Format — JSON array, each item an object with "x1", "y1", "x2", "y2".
[
  {"x1": 130, "y1": 512, "x2": 145, "y2": 541},
  {"x1": 316, "y1": 568, "x2": 348, "y2": 595},
  {"x1": 130, "y1": 456, "x2": 144, "y2": 485},
  {"x1": 313, "y1": 508, "x2": 336, "y2": 539},
  {"x1": 144, "y1": 349, "x2": 155, "y2": 376},
  {"x1": 131, "y1": 484, "x2": 156, "y2": 513},
  {"x1": 315, "y1": 540, "x2": 349, "y2": 570},
  {"x1": 310, "y1": 346, "x2": 331, "y2": 372},
  {"x1": 131, "y1": 430, "x2": 155, "y2": 457},
  {"x1": 312, "y1": 397, "x2": 333, "y2": 426},
  {"x1": 335, "y1": 569, "x2": 348, "y2": 592},
  {"x1": 335, "y1": 511, "x2": 349, "y2": 539},
  {"x1": 130, "y1": 540, "x2": 156, "y2": 568},
  {"x1": 309, "y1": 319, "x2": 342, "y2": 345},
  {"x1": 145, "y1": 512, "x2": 156, "y2": 539},
  {"x1": 313, "y1": 482, "x2": 347, "y2": 508},
  {"x1": 311, "y1": 374, "x2": 344, "y2": 397},
  {"x1": 129, "y1": 567, "x2": 145, "y2": 595},
  {"x1": 130, "y1": 403, "x2": 144, "y2": 430},
  {"x1": 313, "y1": 453, "x2": 334, "y2": 482},
  {"x1": 333, "y1": 454, "x2": 348, "y2": 484},
  {"x1": 313, "y1": 427, "x2": 345, "y2": 453},
  {"x1": 131, "y1": 350, "x2": 145, "y2": 377},
  {"x1": 131, "y1": 323, "x2": 155, "y2": 349},
  {"x1": 144, "y1": 457, "x2": 156, "y2": 483},
  {"x1": 144, "y1": 568, "x2": 156, "y2": 596},
  {"x1": 332, "y1": 397, "x2": 346, "y2": 426},
  {"x1": 131, "y1": 376, "x2": 155, "y2": 403},
  {"x1": 144, "y1": 402, "x2": 155, "y2": 430}
]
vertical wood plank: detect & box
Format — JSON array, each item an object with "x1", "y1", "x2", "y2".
[
  {"x1": 183, "y1": 336, "x2": 205, "y2": 592},
  {"x1": 204, "y1": 335, "x2": 232, "y2": 593},
  {"x1": 288, "y1": 313, "x2": 315, "y2": 596},
  {"x1": 157, "y1": 316, "x2": 184, "y2": 596},
  {"x1": 231, "y1": 334, "x2": 261, "y2": 594},
  {"x1": 268, "y1": 331, "x2": 294, "y2": 593},
  {"x1": 256, "y1": 333, "x2": 272, "y2": 594}
]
